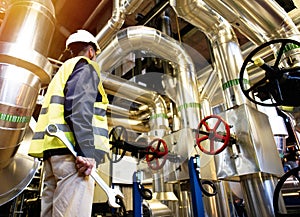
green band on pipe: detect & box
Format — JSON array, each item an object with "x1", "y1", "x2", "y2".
[
  {"x1": 178, "y1": 102, "x2": 201, "y2": 112},
  {"x1": 0, "y1": 112, "x2": 31, "y2": 123},
  {"x1": 222, "y1": 78, "x2": 249, "y2": 90}
]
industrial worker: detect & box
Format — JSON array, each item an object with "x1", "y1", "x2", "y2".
[{"x1": 28, "y1": 30, "x2": 109, "y2": 217}]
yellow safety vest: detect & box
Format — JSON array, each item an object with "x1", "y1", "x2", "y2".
[{"x1": 29, "y1": 56, "x2": 109, "y2": 158}]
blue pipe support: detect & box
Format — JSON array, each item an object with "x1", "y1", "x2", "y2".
[
  {"x1": 133, "y1": 171, "x2": 143, "y2": 217},
  {"x1": 188, "y1": 156, "x2": 205, "y2": 217}
]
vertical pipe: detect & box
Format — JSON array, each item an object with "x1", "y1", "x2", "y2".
[
  {"x1": 95, "y1": 0, "x2": 144, "y2": 49},
  {"x1": 212, "y1": 34, "x2": 249, "y2": 109},
  {"x1": 0, "y1": 64, "x2": 40, "y2": 168},
  {"x1": 0, "y1": 0, "x2": 55, "y2": 85},
  {"x1": 0, "y1": 0, "x2": 55, "y2": 167},
  {"x1": 171, "y1": 2, "x2": 285, "y2": 217},
  {"x1": 0, "y1": 0, "x2": 55, "y2": 205},
  {"x1": 240, "y1": 173, "x2": 286, "y2": 217},
  {"x1": 170, "y1": 0, "x2": 249, "y2": 109},
  {"x1": 0, "y1": 0, "x2": 55, "y2": 56},
  {"x1": 200, "y1": 98, "x2": 231, "y2": 217}
]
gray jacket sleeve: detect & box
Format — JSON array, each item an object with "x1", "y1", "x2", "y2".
[{"x1": 64, "y1": 59, "x2": 100, "y2": 159}]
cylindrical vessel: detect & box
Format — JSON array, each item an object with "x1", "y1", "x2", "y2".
[
  {"x1": 0, "y1": 63, "x2": 40, "y2": 168},
  {"x1": 0, "y1": 0, "x2": 55, "y2": 205},
  {"x1": 0, "y1": 0, "x2": 55, "y2": 85},
  {"x1": 0, "y1": 0, "x2": 55, "y2": 56}
]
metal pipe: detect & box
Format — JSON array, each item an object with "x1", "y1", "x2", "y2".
[
  {"x1": 202, "y1": 0, "x2": 267, "y2": 45},
  {"x1": 222, "y1": 0, "x2": 300, "y2": 40},
  {"x1": 205, "y1": 0, "x2": 300, "y2": 42},
  {"x1": 0, "y1": 0, "x2": 55, "y2": 167},
  {"x1": 199, "y1": 67, "x2": 222, "y2": 102},
  {"x1": 95, "y1": 0, "x2": 143, "y2": 50},
  {"x1": 107, "y1": 117, "x2": 149, "y2": 133},
  {"x1": 0, "y1": 0, "x2": 55, "y2": 85},
  {"x1": 97, "y1": 26, "x2": 201, "y2": 129},
  {"x1": 240, "y1": 173, "x2": 285, "y2": 217},
  {"x1": 170, "y1": 0, "x2": 248, "y2": 109},
  {"x1": 0, "y1": 64, "x2": 40, "y2": 168},
  {"x1": 108, "y1": 103, "x2": 150, "y2": 121},
  {"x1": 0, "y1": 0, "x2": 55, "y2": 164},
  {"x1": 102, "y1": 71, "x2": 169, "y2": 132},
  {"x1": 82, "y1": 0, "x2": 111, "y2": 29},
  {"x1": 0, "y1": 0, "x2": 55, "y2": 205}
]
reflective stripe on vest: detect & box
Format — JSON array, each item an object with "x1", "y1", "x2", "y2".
[{"x1": 29, "y1": 56, "x2": 109, "y2": 158}]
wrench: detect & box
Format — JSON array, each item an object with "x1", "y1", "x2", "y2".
[{"x1": 45, "y1": 124, "x2": 124, "y2": 208}]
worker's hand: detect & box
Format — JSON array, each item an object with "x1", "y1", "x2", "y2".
[{"x1": 75, "y1": 156, "x2": 95, "y2": 176}]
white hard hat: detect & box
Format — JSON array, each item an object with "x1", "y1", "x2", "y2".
[{"x1": 66, "y1": 30, "x2": 100, "y2": 54}]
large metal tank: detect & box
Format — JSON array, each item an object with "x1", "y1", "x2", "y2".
[
  {"x1": 0, "y1": 0, "x2": 55, "y2": 205},
  {"x1": 0, "y1": 0, "x2": 55, "y2": 85},
  {"x1": 0, "y1": 64, "x2": 40, "y2": 168}
]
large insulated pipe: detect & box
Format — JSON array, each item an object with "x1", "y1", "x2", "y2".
[
  {"x1": 0, "y1": 0, "x2": 55, "y2": 85},
  {"x1": 102, "y1": 72, "x2": 169, "y2": 133},
  {"x1": 170, "y1": 0, "x2": 248, "y2": 109},
  {"x1": 197, "y1": 7, "x2": 300, "y2": 106},
  {"x1": 107, "y1": 104, "x2": 150, "y2": 132},
  {"x1": 201, "y1": 0, "x2": 268, "y2": 45},
  {"x1": 97, "y1": 26, "x2": 201, "y2": 129},
  {"x1": 0, "y1": 0, "x2": 55, "y2": 205},
  {"x1": 199, "y1": 66, "x2": 223, "y2": 106},
  {"x1": 199, "y1": 95, "x2": 231, "y2": 217},
  {"x1": 95, "y1": 0, "x2": 143, "y2": 49},
  {"x1": 0, "y1": 65, "x2": 40, "y2": 168},
  {"x1": 209, "y1": 0, "x2": 300, "y2": 41},
  {"x1": 224, "y1": 0, "x2": 299, "y2": 40},
  {"x1": 171, "y1": 1, "x2": 284, "y2": 216}
]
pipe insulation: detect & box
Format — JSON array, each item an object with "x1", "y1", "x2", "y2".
[
  {"x1": 0, "y1": 0, "x2": 55, "y2": 205},
  {"x1": 205, "y1": 0, "x2": 300, "y2": 41},
  {"x1": 0, "y1": 0, "x2": 55, "y2": 85},
  {"x1": 97, "y1": 26, "x2": 201, "y2": 129},
  {"x1": 102, "y1": 71, "x2": 169, "y2": 132},
  {"x1": 170, "y1": 0, "x2": 249, "y2": 109},
  {"x1": 95, "y1": 0, "x2": 143, "y2": 50}
]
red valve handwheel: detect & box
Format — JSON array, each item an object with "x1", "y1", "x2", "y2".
[
  {"x1": 196, "y1": 114, "x2": 230, "y2": 155},
  {"x1": 146, "y1": 138, "x2": 168, "y2": 170}
]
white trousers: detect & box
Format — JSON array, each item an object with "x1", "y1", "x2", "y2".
[{"x1": 41, "y1": 154, "x2": 95, "y2": 217}]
